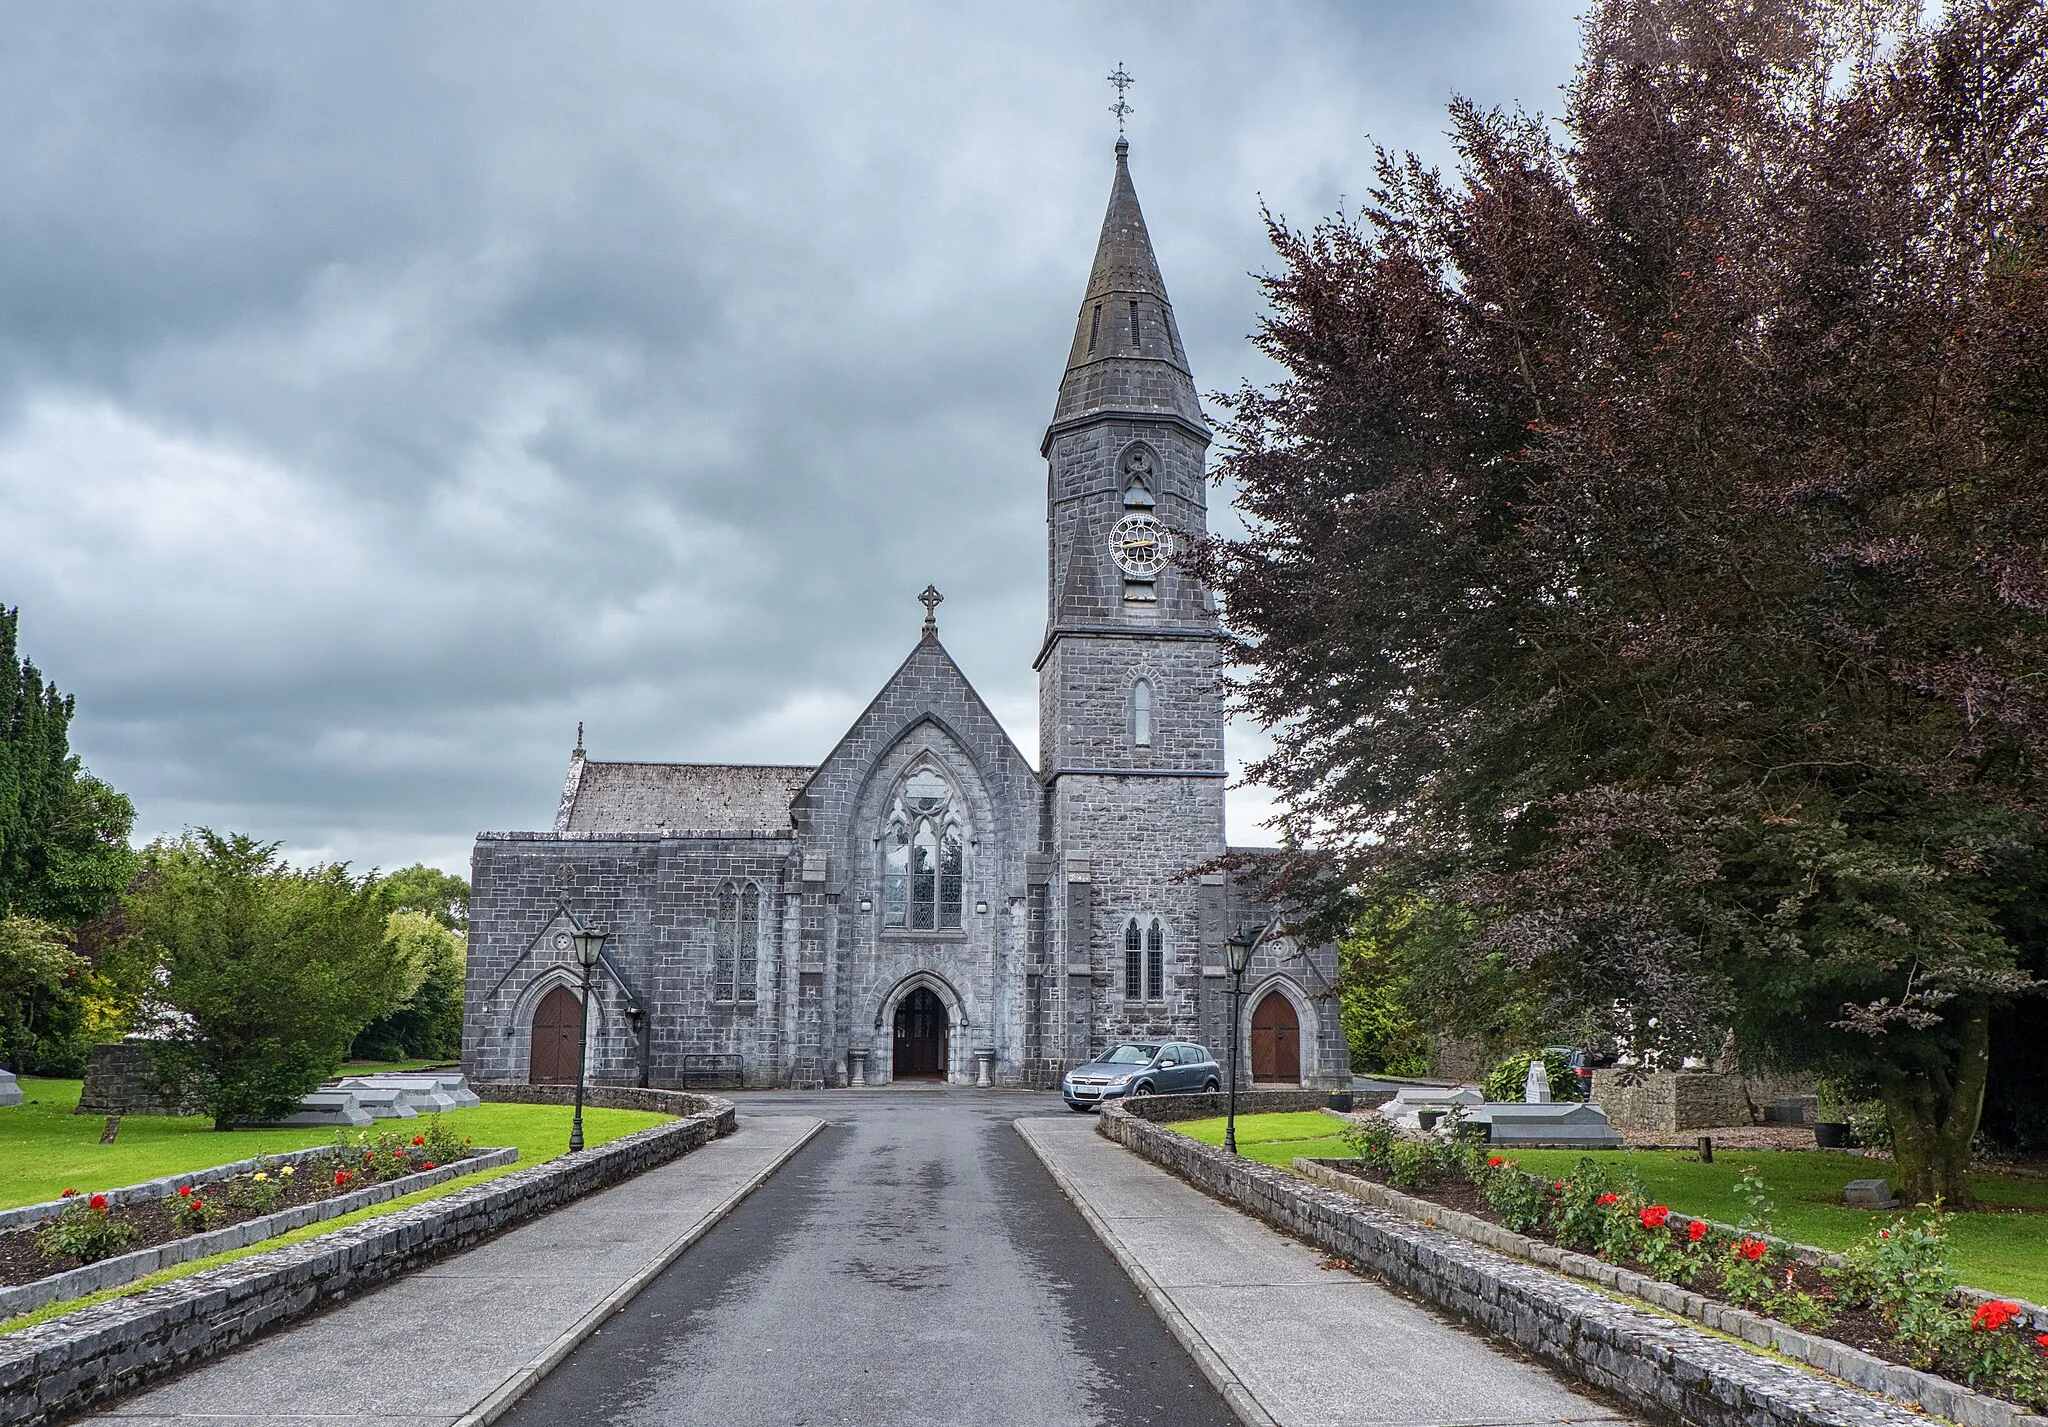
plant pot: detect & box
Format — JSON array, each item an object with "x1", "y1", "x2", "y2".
[
  {"x1": 1417, "y1": 1110, "x2": 1442, "y2": 1131},
  {"x1": 1327, "y1": 1091, "x2": 1355, "y2": 1113},
  {"x1": 1813, "y1": 1121, "x2": 1850, "y2": 1148}
]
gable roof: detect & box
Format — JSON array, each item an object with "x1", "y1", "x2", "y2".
[{"x1": 557, "y1": 760, "x2": 811, "y2": 835}]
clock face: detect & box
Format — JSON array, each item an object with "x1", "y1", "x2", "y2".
[{"x1": 1108, "y1": 513, "x2": 1170, "y2": 577}]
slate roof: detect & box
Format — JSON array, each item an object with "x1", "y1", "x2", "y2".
[{"x1": 558, "y1": 760, "x2": 811, "y2": 834}]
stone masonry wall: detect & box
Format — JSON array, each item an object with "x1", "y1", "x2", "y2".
[
  {"x1": 76, "y1": 1042, "x2": 201, "y2": 1117},
  {"x1": 0, "y1": 1093, "x2": 735, "y2": 1427},
  {"x1": 1590, "y1": 1070, "x2": 1754, "y2": 1133}
]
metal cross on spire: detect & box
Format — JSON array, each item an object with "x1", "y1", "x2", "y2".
[
  {"x1": 1107, "y1": 63, "x2": 1134, "y2": 137},
  {"x1": 918, "y1": 584, "x2": 944, "y2": 636}
]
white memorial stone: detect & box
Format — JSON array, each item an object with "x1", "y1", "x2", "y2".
[
  {"x1": 262, "y1": 1090, "x2": 373, "y2": 1129},
  {"x1": 1469, "y1": 1101, "x2": 1622, "y2": 1148},
  {"x1": 1375, "y1": 1084, "x2": 1484, "y2": 1128},
  {"x1": 1524, "y1": 1059, "x2": 1552, "y2": 1104},
  {"x1": 0, "y1": 1069, "x2": 22, "y2": 1108}
]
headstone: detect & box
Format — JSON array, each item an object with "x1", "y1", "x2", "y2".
[
  {"x1": 0, "y1": 1070, "x2": 22, "y2": 1108},
  {"x1": 1524, "y1": 1059, "x2": 1552, "y2": 1104},
  {"x1": 1468, "y1": 1101, "x2": 1623, "y2": 1148},
  {"x1": 254, "y1": 1090, "x2": 373, "y2": 1129},
  {"x1": 1375, "y1": 1084, "x2": 1483, "y2": 1128},
  {"x1": 1844, "y1": 1179, "x2": 1898, "y2": 1209}
]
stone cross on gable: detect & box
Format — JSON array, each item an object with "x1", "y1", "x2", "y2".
[{"x1": 919, "y1": 585, "x2": 944, "y2": 637}]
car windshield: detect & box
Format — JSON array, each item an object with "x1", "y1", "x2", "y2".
[{"x1": 1101, "y1": 1044, "x2": 1160, "y2": 1065}]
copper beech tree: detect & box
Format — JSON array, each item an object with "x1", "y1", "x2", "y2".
[{"x1": 1199, "y1": 0, "x2": 2048, "y2": 1206}]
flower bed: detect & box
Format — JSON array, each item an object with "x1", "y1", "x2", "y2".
[
  {"x1": 1333, "y1": 1118, "x2": 2048, "y2": 1413},
  {"x1": 0, "y1": 1120, "x2": 481, "y2": 1290}
]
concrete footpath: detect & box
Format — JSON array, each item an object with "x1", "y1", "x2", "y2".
[
  {"x1": 1017, "y1": 1117, "x2": 1636, "y2": 1427},
  {"x1": 92, "y1": 1115, "x2": 823, "y2": 1426}
]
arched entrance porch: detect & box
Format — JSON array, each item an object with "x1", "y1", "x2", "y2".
[
  {"x1": 1250, "y1": 989, "x2": 1301, "y2": 1085},
  {"x1": 891, "y1": 987, "x2": 949, "y2": 1079}
]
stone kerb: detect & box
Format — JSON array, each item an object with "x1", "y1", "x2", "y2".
[
  {"x1": 0, "y1": 1149, "x2": 521, "y2": 1320},
  {"x1": 1093, "y1": 1100, "x2": 2011, "y2": 1427},
  {"x1": 0, "y1": 1095, "x2": 737, "y2": 1427},
  {"x1": 473, "y1": 1084, "x2": 726, "y2": 1116}
]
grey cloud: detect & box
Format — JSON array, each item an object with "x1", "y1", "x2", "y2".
[{"x1": 0, "y1": 0, "x2": 1582, "y2": 871}]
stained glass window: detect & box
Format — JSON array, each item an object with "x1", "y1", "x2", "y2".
[{"x1": 882, "y1": 763, "x2": 966, "y2": 930}]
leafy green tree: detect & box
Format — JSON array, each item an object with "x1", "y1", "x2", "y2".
[
  {"x1": 123, "y1": 831, "x2": 411, "y2": 1127},
  {"x1": 350, "y1": 910, "x2": 466, "y2": 1062},
  {"x1": 1200, "y1": 0, "x2": 2048, "y2": 1206},
  {"x1": 0, "y1": 914, "x2": 91, "y2": 1074},
  {"x1": 377, "y1": 863, "x2": 469, "y2": 931},
  {"x1": 0, "y1": 606, "x2": 137, "y2": 927}
]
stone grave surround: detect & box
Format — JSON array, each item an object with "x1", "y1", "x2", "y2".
[
  {"x1": 1376, "y1": 1084, "x2": 1484, "y2": 1128},
  {"x1": 461, "y1": 139, "x2": 1350, "y2": 1094},
  {"x1": 1588, "y1": 1068, "x2": 1752, "y2": 1133},
  {"x1": 0, "y1": 1071, "x2": 21, "y2": 1109}
]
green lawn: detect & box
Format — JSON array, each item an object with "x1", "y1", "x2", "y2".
[
  {"x1": 1170, "y1": 1111, "x2": 2048, "y2": 1303},
  {"x1": 1, "y1": 1078, "x2": 672, "y2": 1211}
]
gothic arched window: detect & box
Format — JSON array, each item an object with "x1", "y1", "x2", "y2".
[
  {"x1": 882, "y1": 763, "x2": 966, "y2": 931},
  {"x1": 1124, "y1": 919, "x2": 1143, "y2": 1002},
  {"x1": 1132, "y1": 679, "x2": 1153, "y2": 747},
  {"x1": 714, "y1": 881, "x2": 760, "y2": 1002},
  {"x1": 1146, "y1": 917, "x2": 1165, "y2": 1001}
]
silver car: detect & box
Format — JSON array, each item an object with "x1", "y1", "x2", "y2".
[{"x1": 1062, "y1": 1041, "x2": 1221, "y2": 1111}]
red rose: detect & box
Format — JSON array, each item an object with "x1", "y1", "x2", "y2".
[
  {"x1": 2036, "y1": 1332, "x2": 2048, "y2": 1350},
  {"x1": 1737, "y1": 1238, "x2": 1768, "y2": 1262},
  {"x1": 177, "y1": 1185, "x2": 192, "y2": 1197},
  {"x1": 334, "y1": 1170, "x2": 350, "y2": 1187},
  {"x1": 1487, "y1": 1156, "x2": 1504, "y2": 1168},
  {"x1": 1596, "y1": 1192, "x2": 1620, "y2": 1207},
  {"x1": 1973, "y1": 1301, "x2": 2023, "y2": 1332},
  {"x1": 422, "y1": 1162, "x2": 436, "y2": 1170},
  {"x1": 1687, "y1": 1220, "x2": 1709, "y2": 1243},
  {"x1": 1553, "y1": 1181, "x2": 1565, "y2": 1190},
  {"x1": 1640, "y1": 1205, "x2": 1671, "y2": 1228},
  {"x1": 89, "y1": 1193, "x2": 108, "y2": 1212},
  {"x1": 412, "y1": 1135, "x2": 425, "y2": 1146},
  {"x1": 190, "y1": 1199, "x2": 204, "y2": 1211}
]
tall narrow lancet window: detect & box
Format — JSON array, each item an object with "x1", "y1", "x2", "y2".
[
  {"x1": 714, "y1": 881, "x2": 738, "y2": 1002},
  {"x1": 1145, "y1": 918, "x2": 1165, "y2": 1001},
  {"x1": 1124, "y1": 919, "x2": 1143, "y2": 1002},
  {"x1": 736, "y1": 884, "x2": 759, "y2": 1002},
  {"x1": 1132, "y1": 679, "x2": 1153, "y2": 747},
  {"x1": 882, "y1": 762, "x2": 967, "y2": 931}
]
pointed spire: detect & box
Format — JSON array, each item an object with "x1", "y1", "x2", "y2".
[{"x1": 1050, "y1": 140, "x2": 1207, "y2": 435}]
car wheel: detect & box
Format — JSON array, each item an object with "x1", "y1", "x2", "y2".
[
  {"x1": 1204, "y1": 1079, "x2": 1220, "y2": 1093},
  {"x1": 1132, "y1": 1082, "x2": 1154, "y2": 1097}
]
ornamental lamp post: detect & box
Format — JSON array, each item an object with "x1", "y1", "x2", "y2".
[
  {"x1": 1224, "y1": 933, "x2": 1253, "y2": 1155},
  {"x1": 567, "y1": 923, "x2": 608, "y2": 1153}
]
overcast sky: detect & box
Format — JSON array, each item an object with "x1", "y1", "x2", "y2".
[{"x1": 1, "y1": 2, "x2": 1583, "y2": 876}]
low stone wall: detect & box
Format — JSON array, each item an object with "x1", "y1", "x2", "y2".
[
  {"x1": 473, "y1": 1084, "x2": 722, "y2": 1116},
  {"x1": 1588, "y1": 1069, "x2": 1752, "y2": 1132},
  {"x1": 0, "y1": 1095, "x2": 735, "y2": 1427},
  {"x1": 1295, "y1": 1159, "x2": 2042, "y2": 1427},
  {"x1": 1095, "y1": 1101, "x2": 1970, "y2": 1427},
  {"x1": 1112, "y1": 1087, "x2": 1334, "y2": 1122}
]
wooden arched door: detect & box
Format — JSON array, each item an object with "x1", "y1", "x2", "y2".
[
  {"x1": 530, "y1": 985, "x2": 584, "y2": 1085},
  {"x1": 1250, "y1": 990, "x2": 1300, "y2": 1084},
  {"x1": 892, "y1": 986, "x2": 949, "y2": 1079}
]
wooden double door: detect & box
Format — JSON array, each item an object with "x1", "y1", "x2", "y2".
[
  {"x1": 529, "y1": 985, "x2": 584, "y2": 1085},
  {"x1": 1250, "y1": 991, "x2": 1300, "y2": 1084},
  {"x1": 892, "y1": 987, "x2": 949, "y2": 1079}
]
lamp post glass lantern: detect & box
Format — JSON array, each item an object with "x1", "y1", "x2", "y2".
[
  {"x1": 567, "y1": 926, "x2": 606, "y2": 1153},
  {"x1": 1224, "y1": 936, "x2": 1252, "y2": 1155}
]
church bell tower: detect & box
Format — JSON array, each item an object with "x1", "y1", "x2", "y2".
[{"x1": 1039, "y1": 137, "x2": 1227, "y2": 1053}]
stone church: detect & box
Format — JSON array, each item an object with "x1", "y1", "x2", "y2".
[{"x1": 463, "y1": 139, "x2": 1345, "y2": 1091}]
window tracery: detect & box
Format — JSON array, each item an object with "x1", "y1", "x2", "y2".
[
  {"x1": 715, "y1": 881, "x2": 760, "y2": 1002},
  {"x1": 882, "y1": 761, "x2": 966, "y2": 930}
]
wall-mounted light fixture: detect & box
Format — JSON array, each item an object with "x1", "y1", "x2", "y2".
[
  {"x1": 975, "y1": 901, "x2": 990, "y2": 915},
  {"x1": 859, "y1": 897, "x2": 874, "y2": 913}
]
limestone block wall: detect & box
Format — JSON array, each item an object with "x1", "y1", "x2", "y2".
[
  {"x1": 1589, "y1": 1070, "x2": 1753, "y2": 1132},
  {"x1": 76, "y1": 1042, "x2": 200, "y2": 1117}
]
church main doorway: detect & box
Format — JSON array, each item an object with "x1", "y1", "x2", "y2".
[
  {"x1": 892, "y1": 987, "x2": 949, "y2": 1080},
  {"x1": 1250, "y1": 991, "x2": 1300, "y2": 1084},
  {"x1": 530, "y1": 985, "x2": 584, "y2": 1085}
]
